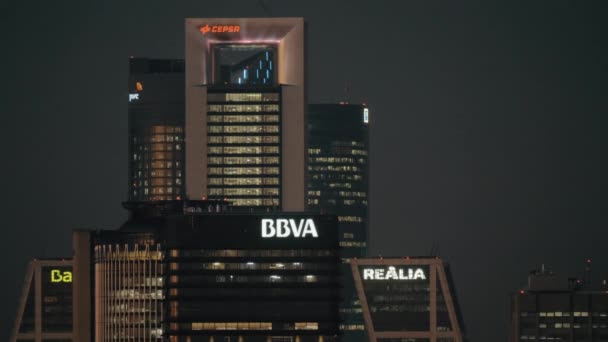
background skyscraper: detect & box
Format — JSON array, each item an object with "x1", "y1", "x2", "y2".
[
  {"x1": 307, "y1": 103, "x2": 370, "y2": 341},
  {"x1": 128, "y1": 58, "x2": 185, "y2": 201}
]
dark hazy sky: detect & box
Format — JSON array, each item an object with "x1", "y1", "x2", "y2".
[{"x1": 1, "y1": 1, "x2": 607, "y2": 341}]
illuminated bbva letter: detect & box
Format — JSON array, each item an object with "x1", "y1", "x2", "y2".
[
  {"x1": 276, "y1": 219, "x2": 290, "y2": 237},
  {"x1": 261, "y1": 219, "x2": 319, "y2": 238},
  {"x1": 261, "y1": 219, "x2": 275, "y2": 237}
]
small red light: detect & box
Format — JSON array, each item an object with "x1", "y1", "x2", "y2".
[
  {"x1": 176, "y1": 196, "x2": 181, "y2": 200},
  {"x1": 520, "y1": 290, "x2": 525, "y2": 294}
]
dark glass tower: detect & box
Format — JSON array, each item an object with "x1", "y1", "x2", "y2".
[
  {"x1": 128, "y1": 58, "x2": 185, "y2": 201},
  {"x1": 307, "y1": 104, "x2": 370, "y2": 341}
]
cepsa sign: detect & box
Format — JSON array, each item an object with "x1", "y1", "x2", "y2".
[
  {"x1": 50, "y1": 269, "x2": 72, "y2": 283},
  {"x1": 363, "y1": 266, "x2": 426, "y2": 281},
  {"x1": 199, "y1": 24, "x2": 240, "y2": 35}
]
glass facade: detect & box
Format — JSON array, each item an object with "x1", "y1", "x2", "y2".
[
  {"x1": 360, "y1": 266, "x2": 431, "y2": 332},
  {"x1": 130, "y1": 125, "x2": 185, "y2": 201},
  {"x1": 163, "y1": 214, "x2": 340, "y2": 342},
  {"x1": 207, "y1": 90, "x2": 282, "y2": 207},
  {"x1": 213, "y1": 45, "x2": 277, "y2": 86},
  {"x1": 94, "y1": 241, "x2": 164, "y2": 341},
  {"x1": 307, "y1": 104, "x2": 370, "y2": 341},
  {"x1": 128, "y1": 58, "x2": 185, "y2": 201}
]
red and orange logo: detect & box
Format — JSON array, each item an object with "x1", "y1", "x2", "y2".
[{"x1": 199, "y1": 24, "x2": 240, "y2": 35}]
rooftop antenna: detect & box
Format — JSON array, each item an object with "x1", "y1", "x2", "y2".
[
  {"x1": 341, "y1": 80, "x2": 351, "y2": 104},
  {"x1": 429, "y1": 241, "x2": 440, "y2": 257},
  {"x1": 584, "y1": 258, "x2": 592, "y2": 287}
]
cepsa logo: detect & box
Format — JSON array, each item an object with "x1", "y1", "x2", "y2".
[{"x1": 199, "y1": 24, "x2": 241, "y2": 35}]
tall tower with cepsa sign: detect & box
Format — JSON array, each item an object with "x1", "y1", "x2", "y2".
[{"x1": 185, "y1": 18, "x2": 306, "y2": 211}]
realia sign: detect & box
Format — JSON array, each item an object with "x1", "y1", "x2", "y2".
[
  {"x1": 261, "y1": 218, "x2": 319, "y2": 238},
  {"x1": 363, "y1": 266, "x2": 426, "y2": 281}
]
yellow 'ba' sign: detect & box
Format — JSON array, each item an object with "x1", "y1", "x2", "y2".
[{"x1": 51, "y1": 270, "x2": 72, "y2": 283}]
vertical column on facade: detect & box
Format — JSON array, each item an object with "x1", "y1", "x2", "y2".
[
  {"x1": 111, "y1": 245, "x2": 116, "y2": 342},
  {"x1": 430, "y1": 262, "x2": 437, "y2": 342},
  {"x1": 154, "y1": 244, "x2": 159, "y2": 341}
]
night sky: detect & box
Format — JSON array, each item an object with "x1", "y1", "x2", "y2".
[{"x1": 2, "y1": 1, "x2": 607, "y2": 341}]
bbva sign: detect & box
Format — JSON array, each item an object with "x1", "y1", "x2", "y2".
[
  {"x1": 51, "y1": 269, "x2": 72, "y2": 283},
  {"x1": 363, "y1": 266, "x2": 426, "y2": 281},
  {"x1": 261, "y1": 218, "x2": 318, "y2": 238}
]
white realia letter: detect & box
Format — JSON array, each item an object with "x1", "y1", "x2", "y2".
[
  {"x1": 261, "y1": 219, "x2": 275, "y2": 238},
  {"x1": 363, "y1": 269, "x2": 374, "y2": 280}
]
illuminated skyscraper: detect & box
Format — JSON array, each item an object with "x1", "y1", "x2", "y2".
[
  {"x1": 307, "y1": 103, "x2": 370, "y2": 341},
  {"x1": 128, "y1": 58, "x2": 185, "y2": 201},
  {"x1": 185, "y1": 18, "x2": 306, "y2": 211}
]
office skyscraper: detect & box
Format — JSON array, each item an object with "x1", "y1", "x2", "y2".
[
  {"x1": 128, "y1": 58, "x2": 185, "y2": 201},
  {"x1": 307, "y1": 103, "x2": 370, "y2": 341},
  {"x1": 185, "y1": 18, "x2": 306, "y2": 211},
  {"x1": 510, "y1": 266, "x2": 608, "y2": 342}
]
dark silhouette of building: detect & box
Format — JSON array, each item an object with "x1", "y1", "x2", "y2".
[
  {"x1": 510, "y1": 264, "x2": 608, "y2": 342},
  {"x1": 307, "y1": 103, "x2": 370, "y2": 341},
  {"x1": 128, "y1": 58, "x2": 185, "y2": 201}
]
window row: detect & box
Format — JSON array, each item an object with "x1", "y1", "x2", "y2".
[
  {"x1": 309, "y1": 165, "x2": 363, "y2": 172},
  {"x1": 135, "y1": 161, "x2": 182, "y2": 169},
  {"x1": 133, "y1": 152, "x2": 183, "y2": 161},
  {"x1": 208, "y1": 135, "x2": 279, "y2": 144},
  {"x1": 135, "y1": 187, "x2": 182, "y2": 195},
  {"x1": 169, "y1": 249, "x2": 336, "y2": 257},
  {"x1": 147, "y1": 126, "x2": 183, "y2": 134},
  {"x1": 208, "y1": 167, "x2": 279, "y2": 176},
  {"x1": 208, "y1": 115, "x2": 279, "y2": 123},
  {"x1": 207, "y1": 92, "x2": 279, "y2": 103},
  {"x1": 231, "y1": 198, "x2": 279, "y2": 206},
  {"x1": 169, "y1": 274, "x2": 324, "y2": 284},
  {"x1": 208, "y1": 104, "x2": 280, "y2": 113},
  {"x1": 208, "y1": 177, "x2": 279, "y2": 186},
  {"x1": 133, "y1": 134, "x2": 182, "y2": 143},
  {"x1": 208, "y1": 157, "x2": 279, "y2": 165},
  {"x1": 208, "y1": 125, "x2": 279, "y2": 134},
  {"x1": 132, "y1": 179, "x2": 182, "y2": 187},
  {"x1": 133, "y1": 143, "x2": 182, "y2": 152},
  {"x1": 208, "y1": 188, "x2": 280, "y2": 196},
  {"x1": 208, "y1": 146, "x2": 279, "y2": 155},
  {"x1": 169, "y1": 261, "x2": 332, "y2": 271}
]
